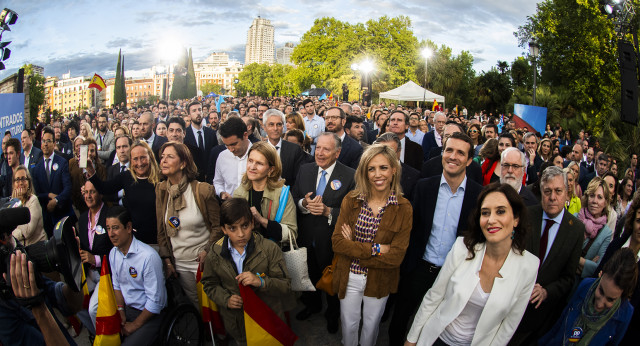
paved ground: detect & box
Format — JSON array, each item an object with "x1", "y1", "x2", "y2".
[{"x1": 70, "y1": 296, "x2": 394, "y2": 345}]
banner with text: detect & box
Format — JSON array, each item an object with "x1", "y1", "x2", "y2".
[
  {"x1": 0, "y1": 93, "x2": 25, "y2": 143},
  {"x1": 513, "y1": 104, "x2": 547, "y2": 135}
]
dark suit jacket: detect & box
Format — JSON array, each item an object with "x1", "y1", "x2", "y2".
[
  {"x1": 279, "y1": 140, "x2": 306, "y2": 187},
  {"x1": 579, "y1": 171, "x2": 596, "y2": 193},
  {"x1": 291, "y1": 161, "x2": 356, "y2": 279},
  {"x1": 338, "y1": 134, "x2": 363, "y2": 170},
  {"x1": 21, "y1": 147, "x2": 43, "y2": 171},
  {"x1": 525, "y1": 155, "x2": 543, "y2": 185},
  {"x1": 78, "y1": 204, "x2": 113, "y2": 269},
  {"x1": 421, "y1": 131, "x2": 438, "y2": 161},
  {"x1": 184, "y1": 126, "x2": 218, "y2": 182},
  {"x1": 420, "y1": 155, "x2": 483, "y2": 185},
  {"x1": 402, "y1": 175, "x2": 482, "y2": 273},
  {"x1": 516, "y1": 205, "x2": 584, "y2": 337},
  {"x1": 32, "y1": 153, "x2": 73, "y2": 236},
  {"x1": 150, "y1": 135, "x2": 168, "y2": 163},
  {"x1": 206, "y1": 144, "x2": 227, "y2": 184},
  {"x1": 519, "y1": 186, "x2": 539, "y2": 207},
  {"x1": 366, "y1": 129, "x2": 379, "y2": 144},
  {"x1": 580, "y1": 160, "x2": 595, "y2": 175},
  {"x1": 403, "y1": 137, "x2": 424, "y2": 171},
  {"x1": 428, "y1": 146, "x2": 442, "y2": 161},
  {"x1": 400, "y1": 162, "x2": 420, "y2": 202}
]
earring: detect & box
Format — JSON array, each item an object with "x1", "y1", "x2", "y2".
[{"x1": 511, "y1": 230, "x2": 515, "y2": 240}]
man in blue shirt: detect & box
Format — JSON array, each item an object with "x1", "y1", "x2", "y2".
[
  {"x1": 90, "y1": 206, "x2": 166, "y2": 345},
  {"x1": 389, "y1": 132, "x2": 482, "y2": 345}
]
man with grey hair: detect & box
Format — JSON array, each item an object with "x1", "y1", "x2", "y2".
[
  {"x1": 510, "y1": 166, "x2": 584, "y2": 345},
  {"x1": 263, "y1": 109, "x2": 307, "y2": 186},
  {"x1": 375, "y1": 132, "x2": 420, "y2": 201},
  {"x1": 421, "y1": 111, "x2": 447, "y2": 161},
  {"x1": 291, "y1": 132, "x2": 355, "y2": 333},
  {"x1": 500, "y1": 147, "x2": 538, "y2": 206}
]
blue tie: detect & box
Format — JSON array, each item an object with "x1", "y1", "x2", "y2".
[{"x1": 316, "y1": 170, "x2": 327, "y2": 196}]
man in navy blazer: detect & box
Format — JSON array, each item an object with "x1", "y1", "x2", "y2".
[
  {"x1": 20, "y1": 129, "x2": 42, "y2": 170},
  {"x1": 421, "y1": 112, "x2": 446, "y2": 161},
  {"x1": 389, "y1": 132, "x2": 482, "y2": 345},
  {"x1": 183, "y1": 101, "x2": 218, "y2": 181},
  {"x1": 325, "y1": 106, "x2": 362, "y2": 169},
  {"x1": 31, "y1": 127, "x2": 73, "y2": 237}
]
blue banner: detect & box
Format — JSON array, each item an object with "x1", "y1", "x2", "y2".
[
  {"x1": 0, "y1": 94, "x2": 25, "y2": 144},
  {"x1": 513, "y1": 104, "x2": 548, "y2": 135}
]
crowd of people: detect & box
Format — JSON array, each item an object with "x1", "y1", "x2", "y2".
[{"x1": 0, "y1": 94, "x2": 639, "y2": 346}]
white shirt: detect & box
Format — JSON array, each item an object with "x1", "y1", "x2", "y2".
[
  {"x1": 399, "y1": 137, "x2": 407, "y2": 162},
  {"x1": 541, "y1": 209, "x2": 565, "y2": 263},
  {"x1": 146, "y1": 132, "x2": 156, "y2": 146},
  {"x1": 213, "y1": 142, "x2": 253, "y2": 196},
  {"x1": 268, "y1": 138, "x2": 282, "y2": 156},
  {"x1": 440, "y1": 282, "x2": 490, "y2": 345},
  {"x1": 434, "y1": 130, "x2": 443, "y2": 147},
  {"x1": 191, "y1": 124, "x2": 205, "y2": 148},
  {"x1": 23, "y1": 147, "x2": 32, "y2": 167},
  {"x1": 297, "y1": 161, "x2": 337, "y2": 214}
]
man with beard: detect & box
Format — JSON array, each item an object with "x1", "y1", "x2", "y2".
[
  {"x1": 96, "y1": 115, "x2": 115, "y2": 164},
  {"x1": 500, "y1": 147, "x2": 539, "y2": 206},
  {"x1": 183, "y1": 101, "x2": 217, "y2": 181},
  {"x1": 139, "y1": 112, "x2": 167, "y2": 162},
  {"x1": 344, "y1": 115, "x2": 368, "y2": 149},
  {"x1": 324, "y1": 107, "x2": 362, "y2": 169},
  {"x1": 157, "y1": 100, "x2": 169, "y2": 123},
  {"x1": 208, "y1": 110, "x2": 220, "y2": 131}
]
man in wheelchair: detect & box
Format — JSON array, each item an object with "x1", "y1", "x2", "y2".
[{"x1": 90, "y1": 206, "x2": 167, "y2": 345}]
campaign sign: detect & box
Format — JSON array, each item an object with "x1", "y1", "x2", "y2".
[
  {"x1": 0, "y1": 93, "x2": 25, "y2": 144},
  {"x1": 513, "y1": 104, "x2": 548, "y2": 135}
]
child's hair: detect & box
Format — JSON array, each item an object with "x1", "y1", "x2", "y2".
[{"x1": 220, "y1": 198, "x2": 253, "y2": 226}]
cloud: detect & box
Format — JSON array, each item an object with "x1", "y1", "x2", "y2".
[{"x1": 106, "y1": 38, "x2": 145, "y2": 49}]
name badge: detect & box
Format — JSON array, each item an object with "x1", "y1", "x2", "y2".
[
  {"x1": 95, "y1": 225, "x2": 105, "y2": 235},
  {"x1": 330, "y1": 180, "x2": 342, "y2": 190},
  {"x1": 129, "y1": 266, "x2": 138, "y2": 278}
]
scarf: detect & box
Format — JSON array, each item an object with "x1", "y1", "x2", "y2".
[
  {"x1": 164, "y1": 175, "x2": 190, "y2": 237},
  {"x1": 570, "y1": 278, "x2": 621, "y2": 346},
  {"x1": 578, "y1": 208, "x2": 608, "y2": 239},
  {"x1": 481, "y1": 159, "x2": 498, "y2": 186}
]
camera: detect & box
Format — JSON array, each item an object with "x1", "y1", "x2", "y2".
[{"x1": 0, "y1": 198, "x2": 82, "y2": 300}]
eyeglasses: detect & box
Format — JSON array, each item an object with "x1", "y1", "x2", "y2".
[
  {"x1": 42, "y1": 139, "x2": 54, "y2": 144},
  {"x1": 501, "y1": 163, "x2": 524, "y2": 171},
  {"x1": 14, "y1": 177, "x2": 28, "y2": 183}
]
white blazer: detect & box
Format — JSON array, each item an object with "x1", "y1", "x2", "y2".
[{"x1": 407, "y1": 237, "x2": 539, "y2": 346}]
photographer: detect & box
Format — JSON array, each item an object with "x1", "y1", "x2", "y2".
[{"x1": 0, "y1": 231, "x2": 82, "y2": 345}]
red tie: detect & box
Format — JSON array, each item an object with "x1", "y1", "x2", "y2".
[{"x1": 539, "y1": 219, "x2": 555, "y2": 265}]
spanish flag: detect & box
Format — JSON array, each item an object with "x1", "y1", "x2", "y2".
[
  {"x1": 432, "y1": 99, "x2": 439, "y2": 111},
  {"x1": 196, "y1": 263, "x2": 225, "y2": 335},
  {"x1": 89, "y1": 73, "x2": 107, "y2": 92},
  {"x1": 328, "y1": 92, "x2": 333, "y2": 100},
  {"x1": 239, "y1": 283, "x2": 297, "y2": 346},
  {"x1": 94, "y1": 255, "x2": 121, "y2": 346}
]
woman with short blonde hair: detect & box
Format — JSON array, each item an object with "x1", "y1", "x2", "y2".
[{"x1": 12, "y1": 165, "x2": 46, "y2": 245}]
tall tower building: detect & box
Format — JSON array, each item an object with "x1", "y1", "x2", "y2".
[{"x1": 245, "y1": 17, "x2": 275, "y2": 65}]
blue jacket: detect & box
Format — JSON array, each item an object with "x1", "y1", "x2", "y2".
[{"x1": 540, "y1": 278, "x2": 633, "y2": 346}]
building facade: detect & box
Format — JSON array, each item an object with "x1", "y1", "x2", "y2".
[
  {"x1": 245, "y1": 17, "x2": 275, "y2": 65},
  {"x1": 195, "y1": 52, "x2": 243, "y2": 94},
  {"x1": 276, "y1": 42, "x2": 295, "y2": 66}
]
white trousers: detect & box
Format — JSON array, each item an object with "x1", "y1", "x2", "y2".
[{"x1": 340, "y1": 272, "x2": 389, "y2": 346}]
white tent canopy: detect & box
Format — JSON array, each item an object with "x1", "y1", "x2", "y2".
[{"x1": 379, "y1": 80, "x2": 445, "y2": 103}]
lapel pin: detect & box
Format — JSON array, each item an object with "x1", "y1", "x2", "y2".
[
  {"x1": 52, "y1": 163, "x2": 59, "y2": 171},
  {"x1": 331, "y1": 179, "x2": 342, "y2": 190}
]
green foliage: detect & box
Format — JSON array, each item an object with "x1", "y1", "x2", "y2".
[
  {"x1": 472, "y1": 65, "x2": 513, "y2": 114},
  {"x1": 186, "y1": 48, "x2": 197, "y2": 98},
  {"x1": 113, "y1": 49, "x2": 126, "y2": 106},
  {"x1": 136, "y1": 95, "x2": 159, "y2": 107},
  {"x1": 170, "y1": 49, "x2": 189, "y2": 100},
  {"x1": 22, "y1": 64, "x2": 45, "y2": 126},
  {"x1": 201, "y1": 82, "x2": 223, "y2": 95}
]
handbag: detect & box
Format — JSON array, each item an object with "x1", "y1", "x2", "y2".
[
  {"x1": 282, "y1": 225, "x2": 316, "y2": 291},
  {"x1": 315, "y1": 256, "x2": 338, "y2": 296}
]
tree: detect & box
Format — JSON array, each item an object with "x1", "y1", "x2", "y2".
[
  {"x1": 186, "y1": 48, "x2": 197, "y2": 98},
  {"x1": 510, "y1": 56, "x2": 533, "y2": 89},
  {"x1": 113, "y1": 49, "x2": 126, "y2": 107},
  {"x1": 22, "y1": 64, "x2": 45, "y2": 126},
  {"x1": 472, "y1": 67, "x2": 513, "y2": 115},
  {"x1": 201, "y1": 82, "x2": 223, "y2": 95},
  {"x1": 236, "y1": 63, "x2": 272, "y2": 97},
  {"x1": 170, "y1": 49, "x2": 189, "y2": 100}
]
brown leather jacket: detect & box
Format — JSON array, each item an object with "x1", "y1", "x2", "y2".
[
  {"x1": 331, "y1": 193, "x2": 413, "y2": 299},
  {"x1": 156, "y1": 180, "x2": 222, "y2": 261}
]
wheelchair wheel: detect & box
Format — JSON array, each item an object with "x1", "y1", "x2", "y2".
[{"x1": 160, "y1": 303, "x2": 204, "y2": 346}]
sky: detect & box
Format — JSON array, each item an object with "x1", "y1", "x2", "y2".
[{"x1": 0, "y1": 0, "x2": 542, "y2": 81}]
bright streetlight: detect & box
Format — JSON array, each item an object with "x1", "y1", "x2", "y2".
[{"x1": 351, "y1": 59, "x2": 375, "y2": 104}]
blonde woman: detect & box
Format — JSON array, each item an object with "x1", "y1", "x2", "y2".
[
  {"x1": 80, "y1": 122, "x2": 94, "y2": 141},
  {"x1": 577, "y1": 177, "x2": 612, "y2": 278},
  {"x1": 564, "y1": 166, "x2": 581, "y2": 214},
  {"x1": 233, "y1": 141, "x2": 297, "y2": 242},
  {"x1": 12, "y1": 165, "x2": 47, "y2": 245},
  {"x1": 332, "y1": 145, "x2": 413, "y2": 346}
]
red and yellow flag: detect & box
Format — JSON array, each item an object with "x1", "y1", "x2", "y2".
[
  {"x1": 328, "y1": 92, "x2": 333, "y2": 100},
  {"x1": 89, "y1": 73, "x2": 107, "y2": 92},
  {"x1": 94, "y1": 255, "x2": 121, "y2": 346},
  {"x1": 239, "y1": 284, "x2": 297, "y2": 346},
  {"x1": 196, "y1": 263, "x2": 225, "y2": 335},
  {"x1": 432, "y1": 99, "x2": 439, "y2": 111},
  {"x1": 80, "y1": 264, "x2": 90, "y2": 309}
]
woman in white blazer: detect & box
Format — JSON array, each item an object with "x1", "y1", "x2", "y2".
[{"x1": 406, "y1": 183, "x2": 539, "y2": 346}]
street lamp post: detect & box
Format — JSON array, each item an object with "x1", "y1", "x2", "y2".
[
  {"x1": 529, "y1": 40, "x2": 540, "y2": 106},
  {"x1": 421, "y1": 47, "x2": 432, "y2": 108}
]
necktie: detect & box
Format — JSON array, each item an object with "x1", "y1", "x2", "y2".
[
  {"x1": 120, "y1": 165, "x2": 126, "y2": 173},
  {"x1": 198, "y1": 130, "x2": 204, "y2": 150},
  {"x1": 539, "y1": 219, "x2": 556, "y2": 265},
  {"x1": 45, "y1": 159, "x2": 51, "y2": 181},
  {"x1": 316, "y1": 170, "x2": 327, "y2": 196}
]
